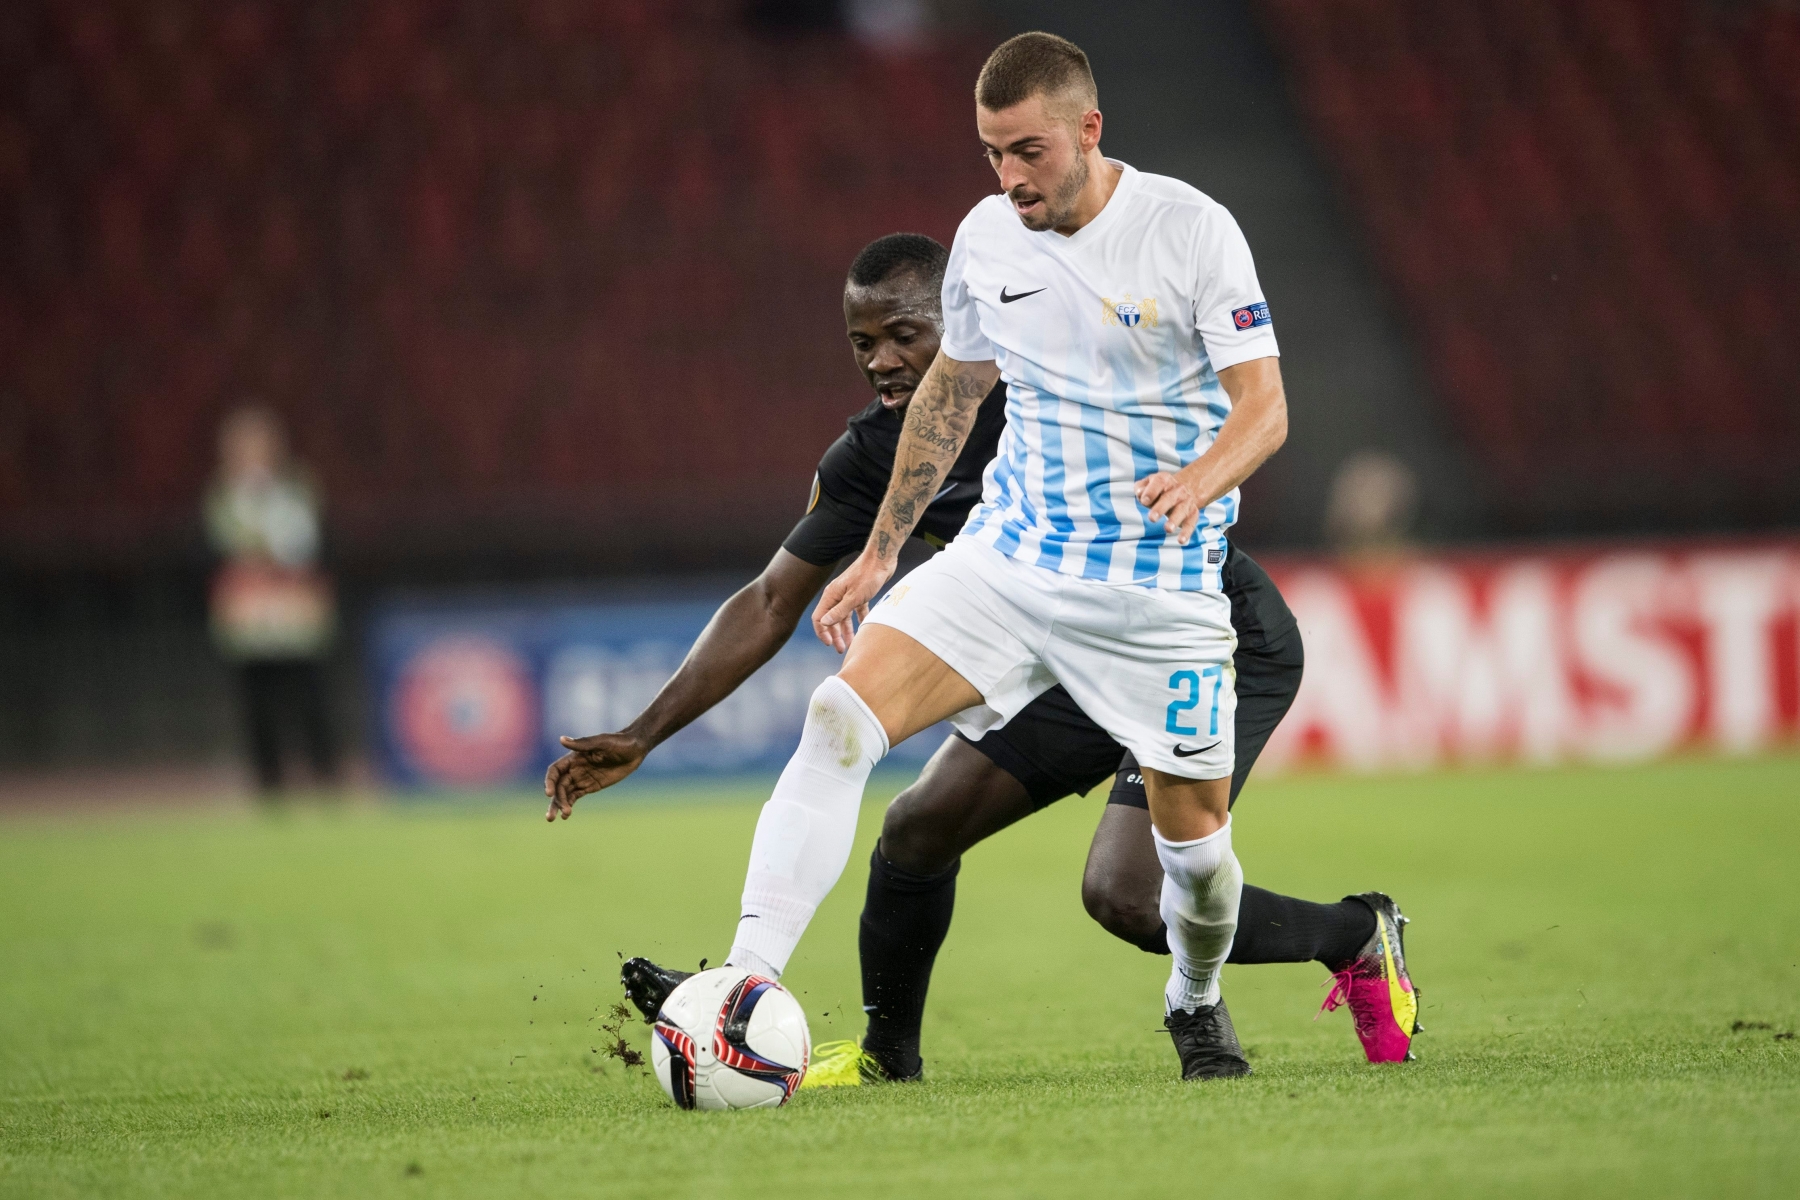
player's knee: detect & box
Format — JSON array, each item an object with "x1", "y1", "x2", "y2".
[
  {"x1": 878, "y1": 788, "x2": 961, "y2": 876},
  {"x1": 1156, "y1": 828, "x2": 1239, "y2": 893},
  {"x1": 1081, "y1": 862, "x2": 1164, "y2": 949},
  {"x1": 799, "y1": 676, "x2": 887, "y2": 770}
]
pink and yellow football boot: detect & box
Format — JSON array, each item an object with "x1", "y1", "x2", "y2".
[{"x1": 1319, "y1": 892, "x2": 1421, "y2": 1063}]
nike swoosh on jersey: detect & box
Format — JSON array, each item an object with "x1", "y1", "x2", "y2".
[
  {"x1": 999, "y1": 286, "x2": 1046, "y2": 303},
  {"x1": 1172, "y1": 740, "x2": 1222, "y2": 758}
]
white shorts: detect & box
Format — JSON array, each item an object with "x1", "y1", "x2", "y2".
[{"x1": 863, "y1": 537, "x2": 1238, "y2": 780}]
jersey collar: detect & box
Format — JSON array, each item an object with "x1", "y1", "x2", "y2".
[{"x1": 1041, "y1": 158, "x2": 1137, "y2": 248}]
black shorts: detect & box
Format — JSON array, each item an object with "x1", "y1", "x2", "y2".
[{"x1": 957, "y1": 546, "x2": 1304, "y2": 812}]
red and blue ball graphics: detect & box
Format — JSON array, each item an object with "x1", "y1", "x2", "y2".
[{"x1": 651, "y1": 968, "x2": 810, "y2": 1109}]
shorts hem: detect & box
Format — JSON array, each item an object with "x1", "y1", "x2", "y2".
[
  {"x1": 863, "y1": 581, "x2": 1045, "y2": 738},
  {"x1": 1106, "y1": 765, "x2": 1148, "y2": 809},
  {"x1": 955, "y1": 729, "x2": 1072, "y2": 811},
  {"x1": 1130, "y1": 759, "x2": 1235, "y2": 782}
]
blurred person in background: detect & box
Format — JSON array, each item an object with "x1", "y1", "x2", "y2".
[
  {"x1": 205, "y1": 407, "x2": 339, "y2": 797},
  {"x1": 1324, "y1": 449, "x2": 1419, "y2": 562}
]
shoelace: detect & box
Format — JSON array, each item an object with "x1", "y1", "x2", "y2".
[
  {"x1": 1316, "y1": 968, "x2": 1382, "y2": 1045},
  {"x1": 799, "y1": 1039, "x2": 871, "y2": 1089},
  {"x1": 1167, "y1": 1006, "x2": 1237, "y2": 1059},
  {"x1": 1317, "y1": 967, "x2": 1352, "y2": 1017}
]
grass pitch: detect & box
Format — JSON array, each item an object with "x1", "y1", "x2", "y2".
[{"x1": 2, "y1": 755, "x2": 1797, "y2": 1198}]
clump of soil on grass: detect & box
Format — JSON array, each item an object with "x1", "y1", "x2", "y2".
[
  {"x1": 1729, "y1": 1020, "x2": 1793, "y2": 1041},
  {"x1": 342, "y1": 1067, "x2": 369, "y2": 1081},
  {"x1": 596, "y1": 1001, "x2": 645, "y2": 1069}
]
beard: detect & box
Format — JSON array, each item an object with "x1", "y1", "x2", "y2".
[{"x1": 1015, "y1": 150, "x2": 1090, "y2": 232}]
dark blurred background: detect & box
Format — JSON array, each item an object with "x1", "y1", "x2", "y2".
[{"x1": 3, "y1": 0, "x2": 1797, "y2": 776}]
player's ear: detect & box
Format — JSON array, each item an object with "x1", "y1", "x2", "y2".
[{"x1": 1079, "y1": 108, "x2": 1102, "y2": 153}]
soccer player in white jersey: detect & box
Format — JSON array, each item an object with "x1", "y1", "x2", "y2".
[{"x1": 718, "y1": 32, "x2": 1292, "y2": 1079}]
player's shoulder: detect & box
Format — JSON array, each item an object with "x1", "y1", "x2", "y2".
[
  {"x1": 842, "y1": 393, "x2": 897, "y2": 436},
  {"x1": 1127, "y1": 169, "x2": 1236, "y2": 229},
  {"x1": 818, "y1": 397, "x2": 897, "y2": 481},
  {"x1": 956, "y1": 191, "x2": 1021, "y2": 238}
]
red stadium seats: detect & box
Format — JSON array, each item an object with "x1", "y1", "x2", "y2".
[
  {"x1": 0, "y1": 1, "x2": 994, "y2": 559},
  {"x1": 1261, "y1": 0, "x2": 1800, "y2": 528},
  {"x1": 12, "y1": 1, "x2": 1792, "y2": 554}
]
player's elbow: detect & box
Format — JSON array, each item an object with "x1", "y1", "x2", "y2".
[
  {"x1": 752, "y1": 551, "x2": 834, "y2": 637},
  {"x1": 750, "y1": 576, "x2": 806, "y2": 633},
  {"x1": 1265, "y1": 396, "x2": 1288, "y2": 454},
  {"x1": 1251, "y1": 383, "x2": 1287, "y2": 459},
  {"x1": 732, "y1": 572, "x2": 804, "y2": 647}
]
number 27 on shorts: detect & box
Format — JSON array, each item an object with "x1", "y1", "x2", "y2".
[{"x1": 1165, "y1": 666, "x2": 1223, "y2": 737}]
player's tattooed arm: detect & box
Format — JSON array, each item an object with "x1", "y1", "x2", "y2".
[
  {"x1": 811, "y1": 353, "x2": 1001, "y2": 651},
  {"x1": 874, "y1": 358, "x2": 992, "y2": 550}
]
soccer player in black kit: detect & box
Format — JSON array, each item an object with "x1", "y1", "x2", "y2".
[{"x1": 545, "y1": 234, "x2": 1420, "y2": 1080}]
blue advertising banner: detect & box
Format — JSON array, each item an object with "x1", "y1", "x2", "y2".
[{"x1": 369, "y1": 590, "x2": 948, "y2": 788}]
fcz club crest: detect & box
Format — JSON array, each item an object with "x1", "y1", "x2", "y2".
[{"x1": 1102, "y1": 293, "x2": 1159, "y2": 329}]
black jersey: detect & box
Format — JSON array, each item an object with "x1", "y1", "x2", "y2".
[{"x1": 782, "y1": 383, "x2": 1008, "y2": 566}]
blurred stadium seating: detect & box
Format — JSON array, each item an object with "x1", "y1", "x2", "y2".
[
  {"x1": 10, "y1": 0, "x2": 1795, "y2": 569},
  {"x1": 0, "y1": 1, "x2": 993, "y2": 569},
  {"x1": 4, "y1": 1, "x2": 1798, "y2": 777},
  {"x1": 1260, "y1": 0, "x2": 1800, "y2": 534}
]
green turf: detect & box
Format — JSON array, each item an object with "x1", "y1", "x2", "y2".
[{"x1": 2, "y1": 755, "x2": 1797, "y2": 1198}]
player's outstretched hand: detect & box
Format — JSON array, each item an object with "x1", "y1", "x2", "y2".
[
  {"x1": 1135, "y1": 471, "x2": 1202, "y2": 545},
  {"x1": 542, "y1": 732, "x2": 648, "y2": 821},
  {"x1": 812, "y1": 550, "x2": 894, "y2": 654}
]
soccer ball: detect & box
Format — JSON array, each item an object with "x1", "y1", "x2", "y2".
[{"x1": 650, "y1": 967, "x2": 810, "y2": 1110}]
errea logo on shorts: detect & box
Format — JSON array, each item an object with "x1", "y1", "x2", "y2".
[
  {"x1": 877, "y1": 584, "x2": 911, "y2": 608},
  {"x1": 1101, "y1": 294, "x2": 1159, "y2": 329}
]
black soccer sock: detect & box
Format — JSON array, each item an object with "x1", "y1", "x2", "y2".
[
  {"x1": 1226, "y1": 885, "x2": 1378, "y2": 968},
  {"x1": 859, "y1": 844, "x2": 958, "y2": 1071}
]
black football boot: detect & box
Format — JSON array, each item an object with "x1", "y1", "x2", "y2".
[
  {"x1": 620, "y1": 957, "x2": 692, "y2": 1023},
  {"x1": 1164, "y1": 998, "x2": 1253, "y2": 1080}
]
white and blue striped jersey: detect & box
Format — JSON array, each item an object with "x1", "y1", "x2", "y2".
[{"x1": 940, "y1": 162, "x2": 1280, "y2": 592}]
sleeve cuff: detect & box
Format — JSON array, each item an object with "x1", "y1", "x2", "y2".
[
  {"x1": 1206, "y1": 335, "x2": 1280, "y2": 374},
  {"x1": 940, "y1": 335, "x2": 996, "y2": 364}
]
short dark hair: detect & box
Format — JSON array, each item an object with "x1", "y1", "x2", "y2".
[
  {"x1": 975, "y1": 32, "x2": 1096, "y2": 114},
  {"x1": 846, "y1": 233, "x2": 948, "y2": 293}
]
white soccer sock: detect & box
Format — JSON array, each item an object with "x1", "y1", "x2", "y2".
[
  {"x1": 1155, "y1": 817, "x2": 1243, "y2": 1013},
  {"x1": 726, "y1": 675, "x2": 888, "y2": 979}
]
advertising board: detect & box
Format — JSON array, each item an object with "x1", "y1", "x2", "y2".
[
  {"x1": 370, "y1": 540, "x2": 1800, "y2": 788},
  {"x1": 1261, "y1": 542, "x2": 1800, "y2": 771},
  {"x1": 370, "y1": 593, "x2": 947, "y2": 788}
]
